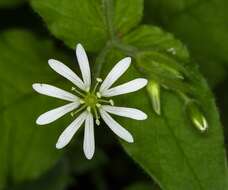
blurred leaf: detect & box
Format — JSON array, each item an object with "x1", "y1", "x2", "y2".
[
  {"x1": 0, "y1": 30, "x2": 73, "y2": 189},
  {"x1": 9, "y1": 159, "x2": 71, "y2": 190},
  {"x1": 30, "y1": 0, "x2": 143, "y2": 52},
  {"x1": 124, "y1": 181, "x2": 157, "y2": 190},
  {"x1": 0, "y1": 0, "x2": 26, "y2": 7},
  {"x1": 97, "y1": 25, "x2": 228, "y2": 189},
  {"x1": 66, "y1": 141, "x2": 108, "y2": 175},
  {"x1": 144, "y1": 0, "x2": 228, "y2": 86}
]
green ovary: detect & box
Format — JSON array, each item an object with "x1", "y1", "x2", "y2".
[{"x1": 84, "y1": 93, "x2": 98, "y2": 108}]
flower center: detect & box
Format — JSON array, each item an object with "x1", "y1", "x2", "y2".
[
  {"x1": 70, "y1": 78, "x2": 115, "y2": 126},
  {"x1": 84, "y1": 93, "x2": 98, "y2": 108}
]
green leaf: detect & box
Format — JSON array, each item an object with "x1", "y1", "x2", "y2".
[
  {"x1": 97, "y1": 25, "x2": 228, "y2": 189},
  {"x1": 122, "y1": 25, "x2": 189, "y2": 61},
  {"x1": 113, "y1": 0, "x2": 143, "y2": 35},
  {"x1": 30, "y1": 0, "x2": 143, "y2": 52},
  {"x1": 0, "y1": 30, "x2": 73, "y2": 188},
  {"x1": 144, "y1": 0, "x2": 228, "y2": 86}
]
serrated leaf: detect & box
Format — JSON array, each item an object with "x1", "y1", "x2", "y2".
[
  {"x1": 0, "y1": 30, "x2": 73, "y2": 189},
  {"x1": 144, "y1": 0, "x2": 228, "y2": 86},
  {"x1": 97, "y1": 25, "x2": 228, "y2": 189},
  {"x1": 30, "y1": 0, "x2": 143, "y2": 52}
]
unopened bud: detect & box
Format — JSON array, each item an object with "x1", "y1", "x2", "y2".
[
  {"x1": 187, "y1": 102, "x2": 208, "y2": 132},
  {"x1": 147, "y1": 80, "x2": 161, "y2": 115}
]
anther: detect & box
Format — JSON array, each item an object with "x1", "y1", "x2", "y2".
[
  {"x1": 87, "y1": 106, "x2": 91, "y2": 112},
  {"x1": 80, "y1": 99, "x2": 85, "y2": 104},
  {"x1": 109, "y1": 99, "x2": 114, "y2": 106},
  {"x1": 96, "y1": 103, "x2": 101, "y2": 108},
  {"x1": 93, "y1": 78, "x2": 103, "y2": 93},
  {"x1": 96, "y1": 119, "x2": 100, "y2": 126},
  {"x1": 85, "y1": 87, "x2": 90, "y2": 92},
  {"x1": 96, "y1": 78, "x2": 103, "y2": 83},
  {"x1": 96, "y1": 92, "x2": 101, "y2": 98}
]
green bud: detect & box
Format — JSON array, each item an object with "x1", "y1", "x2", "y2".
[
  {"x1": 186, "y1": 102, "x2": 208, "y2": 132},
  {"x1": 147, "y1": 80, "x2": 161, "y2": 115}
]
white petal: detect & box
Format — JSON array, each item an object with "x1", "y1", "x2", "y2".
[
  {"x1": 99, "y1": 108, "x2": 134, "y2": 143},
  {"x1": 102, "y1": 105, "x2": 147, "y2": 120},
  {"x1": 56, "y1": 111, "x2": 87, "y2": 149},
  {"x1": 100, "y1": 78, "x2": 148, "y2": 97},
  {"x1": 76, "y1": 44, "x2": 91, "y2": 90},
  {"x1": 83, "y1": 112, "x2": 95, "y2": 159},
  {"x1": 32, "y1": 83, "x2": 78, "y2": 102},
  {"x1": 99, "y1": 57, "x2": 131, "y2": 92},
  {"x1": 36, "y1": 102, "x2": 80, "y2": 125},
  {"x1": 48, "y1": 59, "x2": 86, "y2": 91}
]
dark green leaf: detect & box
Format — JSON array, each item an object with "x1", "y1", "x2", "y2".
[
  {"x1": 0, "y1": 0, "x2": 26, "y2": 7},
  {"x1": 0, "y1": 30, "x2": 72, "y2": 188},
  {"x1": 9, "y1": 160, "x2": 71, "y2": 190},
  {"x1": 124, "y1": 181, "x2": 156, "y2": 190}
]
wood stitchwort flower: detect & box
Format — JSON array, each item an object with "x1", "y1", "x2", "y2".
[{"x1": 32, "y1": 44, "x2": 148, "y2": 159}]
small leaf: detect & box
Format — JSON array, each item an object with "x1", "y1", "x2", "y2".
[
  {"x1": 144, "y1": 0, "x2": 228, "y2": 86},
  {"x1": 123, "y1": 25, "x2": 189, "y2": 61}
]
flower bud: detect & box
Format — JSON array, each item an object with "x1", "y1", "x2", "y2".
[
  {"x1": 186, "y1": 102, "x2": 208, "y2": 132},
  {"x1": 147, "y1": 80, "x2": 161, "y2": 115}
]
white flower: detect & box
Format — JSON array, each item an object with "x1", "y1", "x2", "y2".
[{"x1": 32, "y1": 43, "x2": 148, "y2": 159}]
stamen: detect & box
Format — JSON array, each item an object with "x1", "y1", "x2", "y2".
[
  {"x1": 98, "y1": 99, "x2": 115, "y2": 106},
  {"x1": 70, "y1": 105, "x2": 86, "y2": 117},
  {"x1": 93, "y1": 78, "x2": 103, "y2": 93},
  {"x1": 93, "y1": 107, "x2": 100, "y2": 126},
  {"x1": 71, "y1": 87, "x2": 85, "y2": 97}
]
